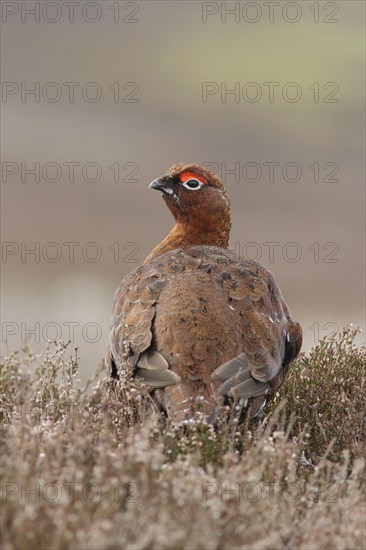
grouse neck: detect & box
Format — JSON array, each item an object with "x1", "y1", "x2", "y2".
[{"x1": 144, "y1": 214, "x2": 231, "y2": 264}]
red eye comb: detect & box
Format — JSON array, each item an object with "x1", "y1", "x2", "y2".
[{"x1": 180, "y1": 172, "x2": 206, "y2": 184}]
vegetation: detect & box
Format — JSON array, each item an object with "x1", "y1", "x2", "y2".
[{"x1": 1, "y1": 327, "x2": 365, "y2": 549}]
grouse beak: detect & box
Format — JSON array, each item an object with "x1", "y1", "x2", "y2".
[
  {"x1": 149, "y1": 178, "x2": 165, "y2": 192},
  {"x1": 149, "y1": 176, "x2": 175, "y2": 198}
]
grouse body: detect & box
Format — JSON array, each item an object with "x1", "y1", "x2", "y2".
[{"x1": 107, "y1": 164, "x2": 302, "y2": 423}]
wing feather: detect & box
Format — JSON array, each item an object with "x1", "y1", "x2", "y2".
[{"x1": 108, "y1": 246, "x2": 302, "y2": 418}]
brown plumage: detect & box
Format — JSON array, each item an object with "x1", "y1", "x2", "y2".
[{"x1": 107, "y1": 164, "x2": 302, "y2": 423}]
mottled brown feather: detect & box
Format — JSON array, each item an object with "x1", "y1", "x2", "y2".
[{"x1": 107, "y1": 165, "x2": 302, "y2": 423}]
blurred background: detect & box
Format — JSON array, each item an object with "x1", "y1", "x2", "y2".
[{"x1": 1, "y1": 0, "x2": 365, "y2": 380}]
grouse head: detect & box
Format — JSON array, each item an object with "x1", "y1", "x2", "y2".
[{"x1": 146, "y1": 164, "x2": 231, "y2": 263}]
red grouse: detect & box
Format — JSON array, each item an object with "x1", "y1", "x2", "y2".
[{"x1": 106, "y1": 164, "x2": 302, "y2": 423}]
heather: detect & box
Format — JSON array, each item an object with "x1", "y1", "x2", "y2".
[{"x1": 1, "y1": 327, "x2": 365, "y2": 550}]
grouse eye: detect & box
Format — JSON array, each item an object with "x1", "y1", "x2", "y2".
[{"x1": 182, "y1": 178, "x2": 202, "y2": 190}]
